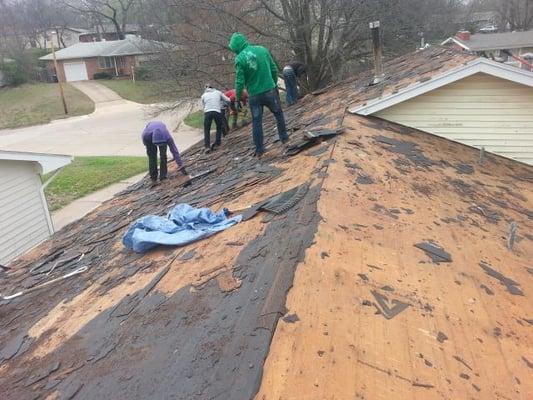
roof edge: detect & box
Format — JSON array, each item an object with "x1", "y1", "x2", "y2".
[
  {"x1": 349, "y1": 58, "x2": 533, "y2": 116},
  {"x1": 441, "y1": 37, "x2": 471, "y2": 50},
  {"x1": 0, "y1": 150, "x2": 72, "y2": 174}
]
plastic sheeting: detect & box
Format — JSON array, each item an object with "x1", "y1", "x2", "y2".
[{"x1": 123, "y1": 203, "x2": 242, "y2": 253}]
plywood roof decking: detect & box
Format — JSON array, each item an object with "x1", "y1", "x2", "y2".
[
  {"x1": 257, "y1": 114, "x2": 533, "y2": 400},
  {"x1": 0, "y1": 46, "x2": 531, "y2": 400}
]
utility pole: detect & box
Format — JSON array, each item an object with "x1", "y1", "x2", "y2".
[{"x1": 51, "y1": 28, "x2": 68, "y2": 115}]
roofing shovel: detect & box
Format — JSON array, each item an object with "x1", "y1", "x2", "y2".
[{"x1": 0, "y1": 266, "x2": 88, "y2": 302}]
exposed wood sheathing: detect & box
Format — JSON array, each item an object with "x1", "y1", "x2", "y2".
[
  {"x1": 257, "y1": 114, "x2": 533, "y2": 399},
  {"x1": 0, "y1": 47, "x2": 531, "y2": 400},
  {"x1": 0, "y1": 73, "x2": 344, "y2": 399}
]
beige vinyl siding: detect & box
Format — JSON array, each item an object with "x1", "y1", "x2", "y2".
[
  {"x1": 0, "y1": 160, "x2": 52, "y2": 265},
  {"x1": 375, "y1": 73, "x2": 533, "y2": 165}
]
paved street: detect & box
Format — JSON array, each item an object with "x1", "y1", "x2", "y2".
[{"x1": 0, "y1": 81, "x2": 202, "y2": 156}]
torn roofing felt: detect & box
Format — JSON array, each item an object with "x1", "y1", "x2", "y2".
[{"x1": 1, "y1": 46, "x2": 532, "y2": 400}]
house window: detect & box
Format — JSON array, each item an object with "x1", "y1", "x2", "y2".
[{"x1": 98, "y1": 57, "x2": 114, "y2": 69}]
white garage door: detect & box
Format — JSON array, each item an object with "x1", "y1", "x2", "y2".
[{"x1": 63, "y1": 61, "x2": 88, "y2": 82}]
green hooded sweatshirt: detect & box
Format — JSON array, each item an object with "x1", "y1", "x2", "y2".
[{"x1": 229, "y1": 32, "x2": 278, "y2": 101}]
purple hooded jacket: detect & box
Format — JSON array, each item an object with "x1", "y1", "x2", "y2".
[{"x1": 141, "y1": 121, "x2": 184, "y2": 168}]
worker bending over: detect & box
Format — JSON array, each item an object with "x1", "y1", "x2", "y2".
[
  {"x1": 141, "y1": 121, "x2": 187, "y2": 183},
  {"x1": 282, "y1": 61, "x2": 306, "y2": 105},
  {"x1": 224, "y1": 88, "x2": 249, "y2": 130},
  {"x1": 201, "y1": 84, "x2": 230, "y2": 153},
  {"x1": 229, "y1": 32, "x2": 289, "y2": 157}
]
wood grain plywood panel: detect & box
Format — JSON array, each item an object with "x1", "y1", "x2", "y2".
[{"x1": 256, "y1": 114, "x2": 533, "y2": 400}]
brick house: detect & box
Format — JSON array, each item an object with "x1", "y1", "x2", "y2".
[{"x1": 39, "y1": 36, "x2": 169, "y2": 82}]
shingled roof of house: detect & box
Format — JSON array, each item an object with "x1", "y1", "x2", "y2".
[
  {"x1": 39, "y1": 36, "x2": 172, "y2": 61},
  {"x1": 1, "y1": 46, "x2": 532, "y2": 400},
  {"x1": 443, "y1": 29, "x2": 533, "y2": 51}
]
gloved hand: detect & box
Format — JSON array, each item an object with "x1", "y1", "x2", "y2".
[{"x1": 181, "y1": 167, "x2": 188, "y2": 176}]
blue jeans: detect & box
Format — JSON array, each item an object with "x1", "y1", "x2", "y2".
[
  {"x1": 283, "y1": 68, "x2": 298, "y2": 105},
  {"x1": 249, "y1": 88, "x2": 288, "y2": 154}
]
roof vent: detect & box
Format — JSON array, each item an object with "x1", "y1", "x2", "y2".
[
  {"x1": 456, "y1": 30, "x2": 471, "y2": 41},
  {"x1": 370, "y1": 21, "x2": 385, "y2": 85}
]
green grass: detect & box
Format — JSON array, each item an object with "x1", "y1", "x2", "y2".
[
  {"x1": 183, "y1": 110, "x2": 204, "y2": 129},
  {"x1": 99, "y1": 79, "x2": 174, "y2": 104},
  {"x1": 44, "y1": 156, "x2": 147, "y2": 211},
  {"x1": 183, "y1": 110, "x2": 250, "y2": 130},
  {"x1": 0, "y1": 83, "x2": 95, "y2": 129}
]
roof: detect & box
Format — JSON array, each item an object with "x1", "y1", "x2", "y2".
[
  {"x1": 442, "y1": 30, "x2": 533, "y2": 51},
  {"x1": 39, "y1": 36, "x2": 169, "y2": 61},
  {"x1": 350, "y1": 56, "x2": 533, "y2": 115},
  {"x1": 1, "y1": 47, "x2": 532, "y2": 400},
  {"x1": 49, "y1": 27, "x2": 89, "y2": 34},
  {"x1": 0, "y1": 150, "x2": 72, "y2": 174}
]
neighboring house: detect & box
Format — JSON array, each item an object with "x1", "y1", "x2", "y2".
[
  {"x1": 442, "y1": 30, "x2": 533, "y2": 70},
  {"x1": 33, "y1": 27, "x2": 89, "y2": 49},
  {"x1": 0, "y1": 151, "x2": 71, "y2": 265},
  {"x1": 39, "y1": 36, "x2": 169, "y2": 82},
  {"x1": 350, "y1": 56, "x2": 533, "y2": 165},
  {"x1": 455, "y1": 11, "x2": 499, "y2": 31},
  {"x1": 78, "y1": 25, "x2": 140, "y2": 42}
]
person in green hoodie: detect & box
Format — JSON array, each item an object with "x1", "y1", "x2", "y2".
[{"x1": 228, "y1": 32, "x2": 289, "y2": 157}]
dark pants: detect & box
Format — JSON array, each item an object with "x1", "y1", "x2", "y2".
[
  {"x1": 283, "y1": 68, "x2": 298, "y2": 105},
  {"x1": 144, "y1": 140, "x2": 167, "y2": 181},
  {"x1": 221, "y1": 108, "x2": 230, "y2": 135},
  {"x1": 249, "y1": 88, "x2": 288, "y2": 154},
  {"x1": 204, "y1": 111, "x2": 223, "y2": 148}
]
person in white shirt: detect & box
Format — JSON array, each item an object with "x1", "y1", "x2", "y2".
[{"x1": 201, "y1": 84, "x2": 230, "y2": 153}]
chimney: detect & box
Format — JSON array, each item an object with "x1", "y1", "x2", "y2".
[
  {"x1": 456, "y1": 30, "x2": 471, "y2": 41},
  {"x1": 369, "y1": 21, "x2": 384, "y2": 85}
]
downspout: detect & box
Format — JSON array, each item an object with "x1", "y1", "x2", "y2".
[{"x1": 42, "y1": 166, "x2": 65, "y2": 190}]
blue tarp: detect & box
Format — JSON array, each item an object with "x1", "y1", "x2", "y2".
[{"x1": 123, "y1": 203, "x2": 242, "y2": 253}]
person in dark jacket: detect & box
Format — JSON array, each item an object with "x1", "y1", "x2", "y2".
[
  {"x1": 141, "y1": 121, "x2": 187, "y2": 182},
  {"x1": 228, "y1": 32, "x2": 289, "y2": 157},
  {"x1": 282, "y1": 62, "x2": 306, "y2": 105}
]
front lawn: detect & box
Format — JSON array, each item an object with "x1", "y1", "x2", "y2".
[
  {"x1": 184, "y1": 110, "x2": 250, "y2": 130},
  {"x1": 44, "y1": 156, "x2": 147, "y2": 211},
  {"x1": 99, "y1": 79, "x2": 176, "y2": 104},
  {"x1": 0, "y1": 83, "x2": 94, "y2": 129}
]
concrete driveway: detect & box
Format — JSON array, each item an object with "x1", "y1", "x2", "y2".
[{"x1": 0, "y1": 81, "x2": 202, "y2": 156}]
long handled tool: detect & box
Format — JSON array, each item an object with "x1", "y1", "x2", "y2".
[{"x1": 1, "y1": 266, "x2": 88, "y2": 301}]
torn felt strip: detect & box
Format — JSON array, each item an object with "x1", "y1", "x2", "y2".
[{"x1": 123, "y1": 203, "x2": 242, "y2": 253}]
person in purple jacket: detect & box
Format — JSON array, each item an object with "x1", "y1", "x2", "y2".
[{"x1": 141, "y1": 121, "x2": 187, "y2": 182}]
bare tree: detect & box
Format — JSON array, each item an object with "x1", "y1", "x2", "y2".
[
  {"x1": 471, "y1": 0, "x2": 533, "y2": 31},
  {"x1": 497, "y1": 0, "x2": 533, "y2": 30},
  {"x1": 63, "y1": 0, "x2": 138, "y2": 39},
  {"x1": 139, "y1": 0, "x2": 462, "y2": 94}
]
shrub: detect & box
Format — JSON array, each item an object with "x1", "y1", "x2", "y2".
[
  {"x1": 93, "y1": 72, "x2": 112, "y2": 80},
  {"x1": 0, "y1": 60, "x2": 27, "y2": 86},
  {"x1": 135, "y1": 66, "x2": 151, "y2": 81}
]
